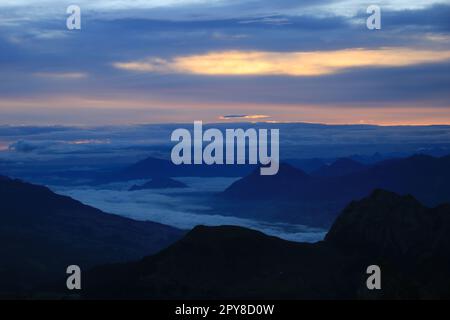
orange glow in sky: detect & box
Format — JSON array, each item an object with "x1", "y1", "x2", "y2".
[
  {"x1": 114, "y1": 48, "x2": 450, "y2": 76},
  {"x1": 1, "y1": 96, "x2": 449, "y2": 126}
]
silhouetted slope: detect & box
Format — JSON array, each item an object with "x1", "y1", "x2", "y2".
[
  {"x1": 326, "y1": 189, "x2": 450, "y2": 258},
  {"x1": 121, "y1": 157, "x2": 175, "y2": 179},
  {"x1": 312, "y1": 158, "x2": 367, "y2": 177},
  {"x1": 129, "y1": 177, "x2": 188, "y2": 191},
  {"x1": 84, "y1": 226, "x2": 345, "y2": 299},
  {"x1": 83, "y1": 190, "x2": 450, "y2": 299},
  {"x1": 223, "y1": 163, "x2": 311, "y2": 200},
  {"x1": 0, "y1": 176, "x2": 184, "y2": 297},
  {"x1": 285, "y1": 158, "x2": 325, "y2": 173},
  {"x1": 325, "y1": 190, "x2": 450, "y2": 298}
]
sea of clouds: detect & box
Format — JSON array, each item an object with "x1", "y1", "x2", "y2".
[
  {"x1": 2, "y1": 123, "x2": 450, "y2": 164},
  {"x1": 52, "y1": 177, "x2": 327, "y2": 243}
]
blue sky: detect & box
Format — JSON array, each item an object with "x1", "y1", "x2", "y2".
[{"x1": 1, "y1": 0, "x2": 450, "y2": 125}]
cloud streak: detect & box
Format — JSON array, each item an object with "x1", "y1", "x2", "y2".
[
  {"x1": 220, "y1": 114, "x2": 270, "y2": 120},
  {"x1": 114, "y1": 48, "x2": 450, "y2": 76},
  {"x1": 32, "y1": 72, "x2": 88, "y2": 79}
]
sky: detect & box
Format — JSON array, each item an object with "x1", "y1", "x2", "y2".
[{"x1": 1, "y1": 0, "x2": 450, "y2": 125}]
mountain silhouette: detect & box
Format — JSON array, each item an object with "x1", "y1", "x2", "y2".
[
  {"x1": 326, "y1": 189, "x2": 450, "y2": 258},
  {"x1": 82, "y1": 190, "x2": 450, "y2": 299},
  {"x1": 311, "y1": 158, "x2": 367, "y2": 177},
  {"x1": 83, "y1": 225, "x2": 345, "y2": 299},
  {"x1": 129, "y1": 177, "x2": 188, "y2": 191},
  {"x1": 0, "y1": 175, "x2": 184, "y2": 297},
  {"x1": 223, "y1": 163, "x2": 311, "y2": 200},
  {"x1": 220, "y1": 154, "x2": 450, "y2": 226},
  {"x1": 104, "y1": 156, "x2": 257, "y2": 182},
  {"x1": 284, "y1": 158, "x2": 325, "y2": 173}
]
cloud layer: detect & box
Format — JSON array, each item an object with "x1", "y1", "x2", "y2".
[
  {"x1": 52, "y1": 178, "x2": 327, "y2": 243},
  {"x1": 0, "y1": 1, "x2": 449, "y2": 125}
]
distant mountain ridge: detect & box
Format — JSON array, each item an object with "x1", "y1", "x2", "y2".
[
  {"x1": 220, "y1": 154, "x2": 450, "y2": 226},
  {"x1": 223, "y1": 163, "x2": 311, "y2": 199},
  {"x1": 0, "y1": 175, "x2": 184, "y2": 297},
  {"x1": 129, "y1": 177, "x2": 188, "y2": 191},
  {"x1": 104, "y1": 156, "x2": 257, "y2": 182},
  {"x1": 311, "y1": 158, "x2": 367, "y2": 177},
  {"x1": 82, "y1": 190, "x2": 450, "y2": 299}
]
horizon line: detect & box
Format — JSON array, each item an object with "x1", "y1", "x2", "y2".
[{"x1": 2, "y1": 120, "x2": 450, "y2": 128}]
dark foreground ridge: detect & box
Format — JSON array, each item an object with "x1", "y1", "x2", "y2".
[
  {"x1": 0, "y1": 175, "x2": 185, "y2": 298},
  {"x1": 83, "y1": 189, "x2": 450, "y2": 299}
]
